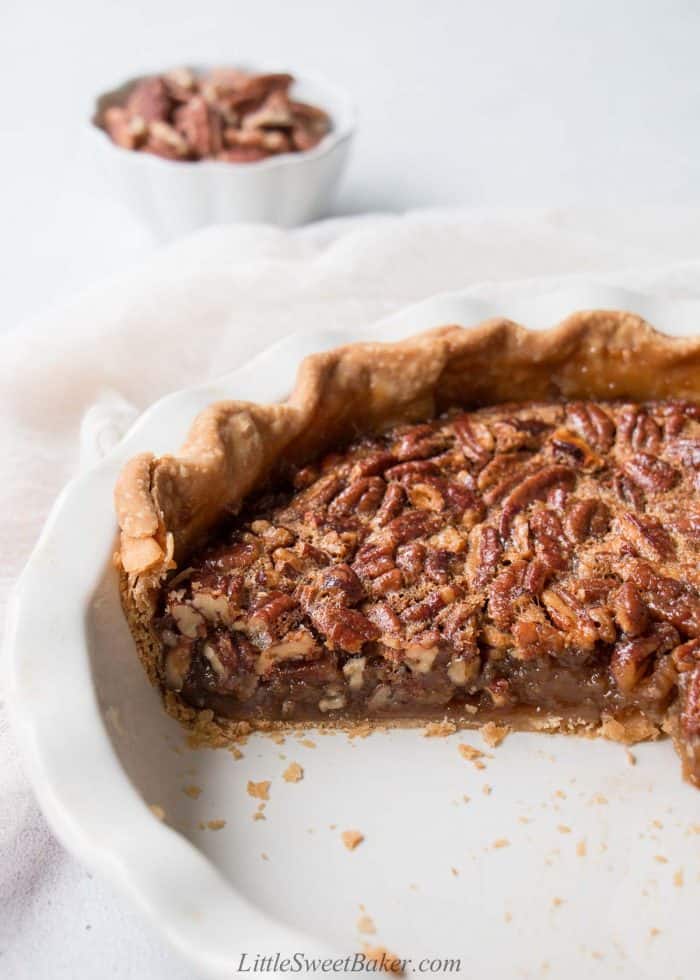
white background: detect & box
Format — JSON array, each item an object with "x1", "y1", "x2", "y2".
[{"x1": 3, "y1": 0, "x2": 700, "y2": 332}]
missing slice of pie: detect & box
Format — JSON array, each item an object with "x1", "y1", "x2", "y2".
[{"x1": 115, "y1": 312, "x2": 700, "y2": 786}]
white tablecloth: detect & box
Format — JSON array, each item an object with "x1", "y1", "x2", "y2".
[{"x1": 4, "y1": 209, "x2": 700, "y2": 978}]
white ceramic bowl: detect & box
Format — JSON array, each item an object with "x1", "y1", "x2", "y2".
[
  {"x1": 88, "y1": 66, "x2": 356, "y2": 239},
  {"x1": 7, "y1": 283, "x2": 700, "y2": 979}
]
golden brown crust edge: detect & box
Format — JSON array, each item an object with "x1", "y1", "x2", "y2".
[{"x1": 114, "y1": 310, "x2": 700, "y2": 748}]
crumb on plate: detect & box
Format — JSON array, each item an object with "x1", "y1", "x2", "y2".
[
  {"x1": 424, "y1": 720, "x2": 457, "y2": 737},
  {"x1": 283, "y1": 762, "x2": 304, "y2": 783},
  {"x1": 247, "y1": 779, "x2": 270, "y2": 800},
  {"x1": 362, "y1": 945, "x2": 405, "y2": 975},
  {"x1": 342, "y1": 830, "x2": 364, "y2": 851},
  {"x1": 480, "y1": 722, "x2": 510, "y2": 747},
  {"x1": 357, "y1": 914, "x2": 376, "y2": 935}
]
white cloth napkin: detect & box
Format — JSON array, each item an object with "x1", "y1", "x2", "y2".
[{"x1": 4, "y1": 208, "x2": 700, "y2": 978}]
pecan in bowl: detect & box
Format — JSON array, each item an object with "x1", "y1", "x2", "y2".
[{"x1": 99, "y1": 67, "x2": 331, "y2": 163}]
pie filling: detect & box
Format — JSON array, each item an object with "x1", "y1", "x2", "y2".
[{"x1": 154, "y1": 399, "x2": 700, "y2": 784}]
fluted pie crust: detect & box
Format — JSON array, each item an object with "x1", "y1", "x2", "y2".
[{"x1": 114, "y1": 312, "x2": 700, "y2": 783}]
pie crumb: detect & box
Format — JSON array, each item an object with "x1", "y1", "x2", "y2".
[
  {"x1": 247, "y1": 779, "x2": 271, "y2": 800},
  {"x1": 649, "y1": 928, "x2": 661, "y2": 939},
  {"x1": 363, "y1": 946, "x2": 404, "y2": 975},
  {"x1": 492, "y1": 838, "x2": 510, "y2": 849},
  {"x1": 552, "y1": 897, "x2": 564, "y2": 907},
  {"x1": 625, "y1": 749, "x2": 637, "y2": 766},
  {"x1": 261, "y1": 852, "x2": 269, "y2": 861},
  {"x1": 451, "y1": 867, "x2": 459, "y2": 877},
  {"x1": 458, "y1": 743, "x2": 487, "y2": 763},
  {"x1": 299, "y1": 738, "x2": 317, "y2": 749},
  {"x1": 149, "y1": 804, "x2": 166, "y2": 822},
  {"x1": 654, "y1": 855, "x2": 668, "y2": 864},
  {"x1": 357, "y1": 914, "x2": 376, "y2": 935},
  {"x1": 557, "y1": 825, "x2": 572, "y2": 834},
  {"x1": 576, "y1": 839, "x2": 587, "y2": 857},
  {"x1": 283, "y1": 762, "x2": 304, "y2": 783},
  {"x1": 600, "y1": 714, "x2": 659, "y2": 745},
  {"x1": 424, "y1": 720, "x2": 457, "y2": 737},
  {"x1": 481, "y1": 722, "x2": 510, "y2": 748},
  {"x1": 348, "y1": 721, "x2": 378, "y2": 739},
  {"x1": 673, "y1": 869, "x2": 684, "y2": 887},
  {"x1": 342, "y1": 830, "x2": 365, "y2": 851},
  {"x1": 207, "y1": 819, "x2": 226, "y2": 831},
  {"x1": 183, "y1": 784, "x2": 202, "y2": 799},
  {"x1": 482, "y1": 784, "x2": 492, "y2": 796},
  {"x1": 230, "y1": 747, "x2": 244, "y2": 761}
]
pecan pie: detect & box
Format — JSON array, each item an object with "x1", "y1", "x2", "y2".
[{"x1": 115, "y1": 313, "x2": 700, "y2": 786}]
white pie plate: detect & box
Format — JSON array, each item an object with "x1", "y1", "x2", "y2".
[{"x1": 7, "y1": 283, "x2": 700, "y2": 980}]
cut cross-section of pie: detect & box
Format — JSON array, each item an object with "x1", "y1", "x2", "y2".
[{"x1": 114, "y1": 312, "x2": 700, "y2": 786}]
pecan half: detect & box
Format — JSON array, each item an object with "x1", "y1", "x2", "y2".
[
  {"x1": 499, "y1": 465, "x2": 575, "y2": 539},
  {"x1": 618, "y1": 512, "x2": 676, "y2": 561},
  {"x1": 488, "y1": 560, "x2": 528, "y2": 629},
  {"x1": 541, "y1": 587, "x2": 598, "y2": 649},
  {"x1": 624, "y1": 561, "x2": 700, "y2": 637},
  {"x1": 564, "y1": 498, "x2": 610, "y2": 543},
  {"x1": 386, "y1": 510, "x2": 441, "y2": 545},
  {"x1": 613, "y1": 471, "x2": 645, "y2": 511},
  {"x1": 310, "y1": 601, "x2": 380, "y2": 654},
  {"x1": 318, "y1": 563, "x2": 365, "y2": 605},
  {"x1": 613, "y1": 582, "x2": 649, "y2": 637},
  {"x1": 567, "y1": 402, "x2": 615, "y2": 452},
  {"x1": 352, "y1": 542, "x2": 395, "y2": 580},
  {"x1": 617, "y1": 405, "x2": 662, "y2": 453},
  {"x1": 373, "y1": 483, "x2": 406, "y2": 526},
  {"x1": 452, "y1": 415, "x2": 494, "y2": 467},
  {"x1": 174, "y1": 95, "x2": 223, "y2": 158},
  {"x1": 610, "y1": 623, "x2": 679, "y2": 693},
  {"x1": 623, "y1": 453, "x2": 679, "y2": 493},
  {"x1": 529, "y1": 508, "x2": 570, "y2": 572},
  {"x1": 102, "y1": 107, "x2": 147, "y2": 149},
  {"x1": 126, "y1": 77, "x2": 172, "y2": 122},
  {"x1": 328, "y1": 477, "x2": 386, "y2": 517}
]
